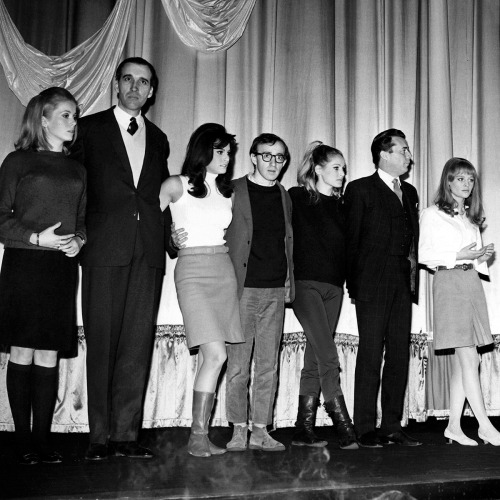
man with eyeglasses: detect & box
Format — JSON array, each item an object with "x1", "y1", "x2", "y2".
[
  {"x1": 344, "y1": 128, "x2": 421, "y2": 448},
  {"x1": 224, "y1": 133, "x2": 294, "y2": 452}
]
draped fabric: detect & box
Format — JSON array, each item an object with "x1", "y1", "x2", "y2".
[
  {"x1": 0, "y1": 0, "x2": 134, "y2": 113},
  {"x1": 0, "y1": 0, "x2": 500, "y2": 426},
  {"x1": 160, "y1": 0, "x2": 257, "y2": 52}
]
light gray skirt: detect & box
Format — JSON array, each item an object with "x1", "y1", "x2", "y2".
[
  {"x1": 433, "y1": 268, "x2": 493, "y2": 350},
  {"x1": 174, "y1": 246, "x2": 244, "y2": 349}
]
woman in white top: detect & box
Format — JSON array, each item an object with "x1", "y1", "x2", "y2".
[
  {"x1": 419, "y1": 157, "x2": 499, "y2": 446},
  {"x1": 160, "y1": 124, "x2": 244, "y2": 457}
]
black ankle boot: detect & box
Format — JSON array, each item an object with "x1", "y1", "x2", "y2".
[
  {"x1": 292, "y1": 395, "x2": 327, "y2": 447},
  {"x1": 324, "y1": 395, "x2": 358, "y2": 450}
]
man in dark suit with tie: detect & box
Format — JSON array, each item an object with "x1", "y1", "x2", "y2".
[
  {"x1": 344, "y1": 129, "x2": 421, "y2": 448},
  {"x1": 71, "y1": 57, "x2": 170, "y2": 460}
]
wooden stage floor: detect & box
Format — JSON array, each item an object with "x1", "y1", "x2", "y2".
[{"x1": 2, "y1": 417, "x2": 500, "y2": 500}]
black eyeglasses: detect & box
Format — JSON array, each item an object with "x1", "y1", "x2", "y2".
[{"x1": 254, "y1": 153, "x2": 286, "y2": 163}]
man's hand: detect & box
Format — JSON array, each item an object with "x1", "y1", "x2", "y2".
[{"x1": 171, "y1": 223, "x2": 188, "y2": 249}]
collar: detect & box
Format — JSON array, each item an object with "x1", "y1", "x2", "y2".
[
  {"x1": 377, "y1": 168, "x2": 400, "y2": 190},
  {"x1": 114, "y1": 105, "x2": 145, "y2": 130}
]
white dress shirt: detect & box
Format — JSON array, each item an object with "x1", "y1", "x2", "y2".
[
  {"x1": 419, "y1": 204, "x2": 488, "y2": 275},
  {"x1": 377, "y1": 168, "x2": 401, "y2": 192}
]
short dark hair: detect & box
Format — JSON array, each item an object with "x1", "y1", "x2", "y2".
[
  {"x1": 15, "y1": 87, "x2": 79, "y2": 154},
  {"x1": 115, "y1": 57, "x2": 159, "y2": 94},
  {"x1": 371, "y1": 128, "x2": 406, "y2": 166},
  {"x1": 181, "y1": 123, "x2": 237, "y2": 198},
  {"x1": 249, "y1": 133, "x2": 290, "y2": 166}
]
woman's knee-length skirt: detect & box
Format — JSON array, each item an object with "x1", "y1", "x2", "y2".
[
  {"x1": 0, "y1": 248, "x2": 78, "y2": 352},
  {"x1": 433, "y1": 268, "x2": 493, "y2": 350},
  {"x1": 174, "y1": 246, "x2": 244, "y2": 349}
]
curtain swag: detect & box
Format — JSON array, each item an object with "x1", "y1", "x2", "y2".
[
  {"x1": 0, "y1": 0, "x2": 134, "y2": 113},
  {"x1": 161, "y1": 0, "x2": 256, "y2": 52}
]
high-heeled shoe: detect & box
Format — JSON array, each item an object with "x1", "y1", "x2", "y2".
[
  {"x1": 444, "y1": 428, "x2": 478, "y2": 446},
  {"x1": 478, "y1": 429, "x2": 500, "y2": 446}
]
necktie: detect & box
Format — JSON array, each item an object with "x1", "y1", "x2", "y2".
[
  {"x1": 127, "y1": 117, "x2": 138, "y2": 136},
  {"x1": 392, "y1": 178, "x2": 403, "y2": 205}
]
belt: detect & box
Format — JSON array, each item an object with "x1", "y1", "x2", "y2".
[
  {"x1": 436, "y1": 264, "x2": 474, "y2": 271},
  {"x1": 178, "y1": 245, "x2": 228, "y2": 256}
]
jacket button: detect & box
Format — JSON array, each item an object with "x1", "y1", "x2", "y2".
[{"x1": 243, "y1": 263, "x2": 247, "y2": 267}]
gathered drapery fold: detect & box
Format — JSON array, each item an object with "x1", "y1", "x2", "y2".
[
  {"x1": 160, "y1": 0, "x2": 257, "y2": 53},
  {"x1": 0, "y1": 0, "x2": 134, "y2": 113}
]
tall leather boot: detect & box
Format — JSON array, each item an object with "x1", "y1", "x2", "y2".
[
  {"x1": 292, "y1": 395, "x2": 327, "y2": 447},
  {"x1": 188, "y1": 391, "x2": 226, "y2": 457},
  {"x1": 324, "y1": 395, "x2": 358, "y2": 450}
]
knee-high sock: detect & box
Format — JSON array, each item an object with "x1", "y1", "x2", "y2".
[
  {"x1": 31, "y1": 364, "x2": 58, "y2": 453},
  {"x1": 6, "y1": 361, "x2": 33, "y2": 451}
]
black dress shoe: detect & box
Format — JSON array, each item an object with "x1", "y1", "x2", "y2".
[
  {"x1": 85, "y1": 443, "x2": 109, "y2": 461},
  {"x1": 41, "y1": 450, "x2": 63, "y2": 464},
  {"x1": 110, "y1": 441, "x2": 154, "y2": 459},
  {"x1": 357, "y1": 431, "x2": 383, "y2": 448},
  {"x1": 379, "y1": 430, "x2": 422, "y2": 446},
  {"x1": 19, "y1": 451, "x2": 40, "y2": 465}
]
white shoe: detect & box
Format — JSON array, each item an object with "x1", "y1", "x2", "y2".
[
  {"x1": 444, "y1": 428, "x2": 478, "y2": 446},
  {"x1": 478, "y1": 428, "x2": 500, "y2": 446}
]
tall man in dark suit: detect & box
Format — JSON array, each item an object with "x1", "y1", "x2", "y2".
[
  {"x1": 344, "y1": 129, "x2": 421, "y2": 448},
  {"x1": 71, "y1": 57, "x2": 170, "y2": 460}
]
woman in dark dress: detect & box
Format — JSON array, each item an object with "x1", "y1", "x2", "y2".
[
  {"x1": 289, "y1": 141, "x2": 357, "y2": 450},
  {"x1": 0, "y1": 87, "x2": 86, "y2": 465}
]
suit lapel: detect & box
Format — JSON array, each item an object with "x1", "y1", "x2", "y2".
[
  {"x1": 235, "y1": 177, "x2": 253, "y2": 227},
  {"x1": 372, "y1": 172, "x2": 397, "y2": 215},
  {"x1": 400, "y1": 182, "x2": 419, "y2": 233},
  {"x1": 137, "y1": 118, "x2": 153, "y2": 189},
  {"x1": 105, "y1": 109, "x2": 135, "y2": 187}
]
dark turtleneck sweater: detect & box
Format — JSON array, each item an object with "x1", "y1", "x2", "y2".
[
  {"x1": 0, "y1": 150, "x2": 86, "y2": 250},
  {"x1": 288, "y1": 186, "x2": 346, "y2": 287}
]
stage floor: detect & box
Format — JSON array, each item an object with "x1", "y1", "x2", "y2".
[{"x1": 2, "y1": 417, "x2": 500, "y2": 499}]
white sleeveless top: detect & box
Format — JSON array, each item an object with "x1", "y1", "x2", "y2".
[{"x1": 170, "y1": 173, "x2": 232, "y2": 247}]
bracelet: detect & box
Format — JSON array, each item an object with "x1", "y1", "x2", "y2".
[
  {"x1": 75, "y1": 232, "x2": 86, "y2": 245},
  {"x1": 36, "y1": 233, "x2": 39, "y2": 246}
]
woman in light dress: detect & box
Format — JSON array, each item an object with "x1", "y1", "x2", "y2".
[{"x1": 419, "y1": 157, "x2": 500, "y2": 446}]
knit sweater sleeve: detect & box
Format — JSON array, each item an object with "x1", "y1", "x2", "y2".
[{"x1": 0, "y1": 153, "x2": 34, "y2": 245}]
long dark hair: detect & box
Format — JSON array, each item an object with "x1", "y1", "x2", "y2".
[
  {"x1": 435, "y1": 157, "x2": 484, "y2": 226},
  {"x1": 181, "y1": 123, "x2": 236, "y2": 198},
  {"x1": 15, "y1": 87, "x2": 79, "y2": 154},
  {"x1": 298, "y1": 141, "x2": 345, "y2": 204}
]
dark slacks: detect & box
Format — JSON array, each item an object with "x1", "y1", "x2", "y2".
[
  {"x1": 353, "y1": 256, "x2": 411, "y2": 436},
  {"x1": 292, "y1": 280, "x2": 344, "y2": 401},
  {"x1": 82, "y1": 227, "x2": 163, "y2": 444}
]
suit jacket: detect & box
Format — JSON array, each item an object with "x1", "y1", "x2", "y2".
[
  {"x1": 71, "y1": 107, "x2": 170, "y2": 269},
  {"x1": 344, "y1": 171, "x2": 419, "y2": 303},
  {"x1": 225, "y1": 176, "x2": 295, "y2": 303}
]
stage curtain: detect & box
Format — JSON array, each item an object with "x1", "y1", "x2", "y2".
[
  {"x1": 0, "y1": 0, "x2": 133, "y2": 113},
  {"x1": 0, "y1": 0, "x2": 500, "y2": 427},
  {"x1": 159, "y1": 0, "x2": 257, "y2": 52}
]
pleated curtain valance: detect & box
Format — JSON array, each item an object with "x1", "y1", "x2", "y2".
[
  {"x1": 160, "y1": 0, "x2": 256, "y2": 52},
  {"x1": 0, "y1": 0, "x2": 256, "y2": 110}
]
